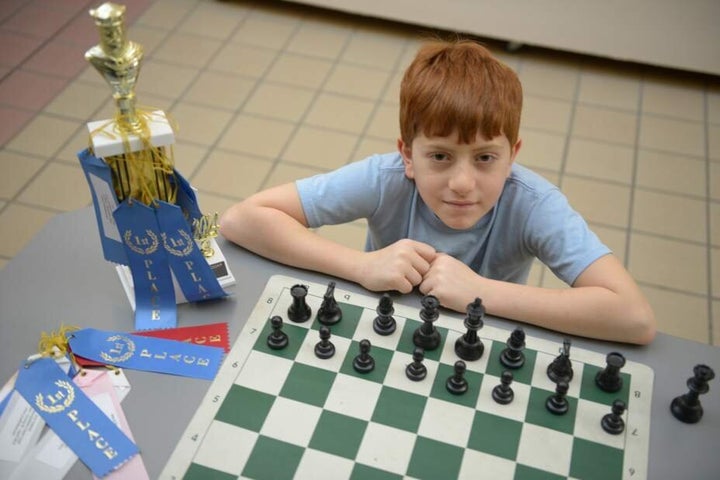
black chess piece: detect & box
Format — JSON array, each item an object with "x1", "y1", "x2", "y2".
[
  {"x1": 601, "y1": 399, "x2": 626, "y2": 435},
  {"x1": 454, "y1": 298, "x2": 485, "y2": 361},
  {"x1": 373, "y1": 293, "x2": 396, "y2": 335},
  {"x1": 353, "y1": 339, "x2": 375, "y2": 373},
  {"x1": 317, "y1": 282, "x2": 342, "y2": 326},
  {"x1": 446, "y1": 360, "x2": 469, "y2": 395},
  {"x1": 266, "y1": 316, "x2": 288, "y2": 350},
  {"x1": 595, "y1": 352, "x2": 626, "y2": 393},
  {"x1": 314, "y1": 326, "x2": 335, "y2": 359},
  {"x1": 287, "y1": 284, "x2": 311, "y2": 323},
  {"x1": 500, "y1": 328, "x2": 526, "y2": 369},
  {"x1": 413, "y1": 295, "x2": 441, "y2": 351},
  {"x1": 492, "y1": 371, "x2": 515, "y2": 405},
  {"x1": 405, "y1": 347, "x2": 427, "y2": 381},
  {"x1": 546, "y1": 380, "x2": 569, "y2": 415},
  {"x1": 670, "y1": 364, "x2": 715, "y2": 424},
  {"x1": 547, "y1": 338, "x2": 574, "y2": 384}
]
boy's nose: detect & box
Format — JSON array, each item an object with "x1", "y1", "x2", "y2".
[{"x1": 448, "y1": 163, "x2": 476, "y2": 194}]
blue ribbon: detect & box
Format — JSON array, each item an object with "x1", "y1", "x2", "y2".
[
  {"x1": 172, "y1": 171, "x2": 203, "y2": 223},
  {"x1": 155, "y1": 201, "x2": 227, "y2": 303},
  {"x1": 113, "y1": 200, "x2": 177, "y2": 330},
  {"x1": 68, "y1": 328, "x2": 223, "y2": 380},
  {"x1": 14, "y1": 357, "x2": 138, "y2": 477}
]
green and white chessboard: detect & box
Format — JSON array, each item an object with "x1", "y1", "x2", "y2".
[{"x1": 162, "y1": 275, "x2": 653, "y2": 480}]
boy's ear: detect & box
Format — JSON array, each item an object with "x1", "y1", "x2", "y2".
[
  {"x1": 397, "y1": 138, "x2": 414, "y2": 179},
  {"x1": 510, "y1": 138, "x2": 523, "y2": 163}
]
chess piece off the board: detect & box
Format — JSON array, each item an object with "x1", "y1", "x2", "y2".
[
  {"x1": 670, "y1": 364, "x2": 714, "y2": 424},
  {"x1": 454, "y1": 298, "x2": 484, "y2": 361}
]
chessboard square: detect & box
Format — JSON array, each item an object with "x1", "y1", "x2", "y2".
[
  {"x1": 397, "y1": 319, "x2": 448, "y2": 361},
  {"x1": 466, "y1": 410, "x2": 522, "y2": 460},
  {"x1": 458, "y1": 449, "x2": 517, "y2": 479},
  {"x1": 193, "y1": 421, "x2": 258, "y2": 475},
  {"x1": 476, "y1": 373, "x2": 531, "y2": 422},
  {"x1": 279, "y1": 363, "x2": 337, "y2": 407},
  {"x1": 514, "y1": 463, "x2": 566, "y2": 480},
  {"x1": 356, "y1": 423, "x2": 417, "y2": 475},
  {"x1": 295, "y1": 329, "x2": 352, "y2": 372},
  {"x1": 525, "y1": 386, "x2": 578, "y2": 435},
  {"x1": 383, "y1": 351, "x2": 438, "y2": 397},
  {"x1": 485, "y1": 340, "x2": 538, "y2": 385},
  {"x1": 417, "y1": 397, "x2": 475, "y2": 447},
  {"x1": 184, "y1": 463, "x2": 237, "y2": 480},
  {"x1": 371, "y1": 386, "x2": 427, "y2": 433},
  {"x1": 254, "y1": 318, "x2": 307, "y2": 360},
  {"x1": 235, "y1": 350, "x2": 293, "y2": 395},
  {"x1": 569, "y1": 437, "x2": 624, "y2": 480},
  {"x1": 354, "y1": 308, "x2": 405, "y2": 351},
  {"x1": 429, "y1": 362, "x2": 483, "y2": 409},
  {"x1": 261, "y1": 396, "x2": 322, "y2": 447},
  {"x1": 406, "y1": 436, "x2": 464, "y2": 479},
  {"x1": 311, "y1": 302, "x2": 363, "y2": 339},
  {"x1": 323, "y1": 373, "x2": 382, "y2": 420},
  {"x1": 350, "y1": 463, "x2": 403, "y2": 480},
  {"x1": 516, "y1": 423, "x2": 573, "y2": 477},
  {"x1": 579, "y1": 363, "x2": 631, "y2": 406},
  {"x1": 573, "y1": 399, "x2": 626, "y2": 449},
  {"x1": 215, "y1": 385, "x2": 275, "y2": 431},
  {"x1": 533, "y1": 351, "x2": 584, "y2": 397},
  {"x1": 339, "y1": 340, "x2": 393, "y2": 384},
  {"x1": 294, "y1": 448, "x2": 355, "y2": 479},
  {"x1": 309, "y1": 410, "x2": 368, "y2": 459},
  {"x1": 241, "y1": 435, "x2": 305, "y2": 480}
]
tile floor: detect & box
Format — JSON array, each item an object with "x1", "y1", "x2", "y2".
[{"x1": 0, "y1": 0, "x2": 718, "y2": 345}]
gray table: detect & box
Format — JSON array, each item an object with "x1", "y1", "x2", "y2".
[{"x1": 1, "y1": 208, "x2": 718, "y2": 479}]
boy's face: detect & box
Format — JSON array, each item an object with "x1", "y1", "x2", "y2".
[{"x1": 399, "y1": 131, "x2": 521, "y2": 230}]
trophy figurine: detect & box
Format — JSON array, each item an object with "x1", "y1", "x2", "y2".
[{"x1": 77, "y1": 2, "x2": 234, "y2": 330}]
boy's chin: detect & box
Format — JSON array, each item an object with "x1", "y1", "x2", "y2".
[{"x1": 437, "y1": 214, "x2": 484, "y2": 230}]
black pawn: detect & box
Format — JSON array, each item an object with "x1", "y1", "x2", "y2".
[
  {"x1": 405, "y1": 347, "x2": 427, "y2": 381},
  {"x1": 353, "y1": 339, "x2": 375, "y2": 373},
  {"x1": 670, "y1": 364, "x2": 715, "y2": 424},
  {"x1": 601, "y1": 399, "x2": 626, "y2": 435},
  {"x1": 317, "y1": 282, "x2": 342, "y2": 326},
  {"x1": 266, "y1": 316, "x2": 288, "y2": 350},
  {"x1": 492, "y1": 371, "x2": 515, "y2": 405},
  {"x1": 546, "y1": 380, "x2": 570, "y2": 415},
  {"x1": 413, "y1": 295, "x2": 441, "y2": 351},
  {"x1": 547, "y1": 338, "x2": 574, "y2": 384},
  {"x1": 595, "y1": 352, "x2": 626, "y2": 393},
  {"x1": 500, "y1": 328, "x2": 526, "y2": 369},
  {"x1": 446, "y1": 360, "x2": 469, "y2": 395},
  {"x1": 454, "y1": 298, "x2": 485, "y2": 361},
  {"x1": 287, "y1": 284, "x2": 311, "y2": 323},
  {"x1": 373, "y1": 293, "x2": 397, "y2": 335},
  {"x1": 314, "y1": 326, "x2": 335, "y2": 359}
]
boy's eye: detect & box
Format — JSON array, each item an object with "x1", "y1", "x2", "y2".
[
  {"x1": 430, "y1": 153, "x2": 448, "y2": 161},
  {"x1": 477, "y1": 154, "x2": 495, "y2": 163}
]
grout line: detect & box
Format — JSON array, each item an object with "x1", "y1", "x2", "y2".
[
  {"x1": 702, "y1": 81, "x2": 714, "y2": 345},
  {"x1": 622, "y1": 71, "x2": 645, "y2": 271}
]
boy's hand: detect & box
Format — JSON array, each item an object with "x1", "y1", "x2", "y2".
[
  {"x1": 356, "y1": 239, "x2": 436, "y2": 293},
  {"x1": 419, "y1": 253, "x2": 483, "y2": 313}
]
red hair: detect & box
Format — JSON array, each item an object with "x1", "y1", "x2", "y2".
[{"x1": 400, "y1": 39, "x2": 522, "y2": 146}]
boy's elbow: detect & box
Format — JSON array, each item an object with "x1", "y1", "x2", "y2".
[{"x1": 630, "y1": 302, "x2": 656, "y2": 345}]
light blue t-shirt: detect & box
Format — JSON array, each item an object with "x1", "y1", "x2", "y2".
[{"x1": 296, "y1": 152, "x2": 610, "y2": 286}]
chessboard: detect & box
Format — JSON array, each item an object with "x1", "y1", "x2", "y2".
[{"x1": 161, "y1": 275, "x2": 653, "y2": 480}]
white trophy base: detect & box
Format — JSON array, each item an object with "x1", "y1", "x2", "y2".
[
  {"x1": 116, "y1": 237, "x2": 235, "y2": 310},
  {"x1": 88, "y1": 110, "x2": 175, "y2": 157}
]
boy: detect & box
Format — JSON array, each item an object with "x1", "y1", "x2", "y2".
[{"x1": 220, "y1": 39, "x2": 656, "y2": 345}]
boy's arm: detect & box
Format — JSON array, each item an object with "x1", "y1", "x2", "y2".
[
  {"x1": 219, "y1": 182, "x2": 436, "y2": 294},
  {"x1": 419, "y1": 253, "x2": 656, "y2": 345}
]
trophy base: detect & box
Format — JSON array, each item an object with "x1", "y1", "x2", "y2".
[
  {"x1": 88, "y1": 110, "x2": 175, "y2": 158},
  {"x1": 116, "y1": 237, "x2": 235, "y2": 310}
]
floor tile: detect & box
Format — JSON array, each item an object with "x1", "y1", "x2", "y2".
[
  {"x1": 266, "y1": 53, "x2": 334, "y2": 89},
  {"x1": 565, "y1": 138, "x2": 634, "y2": 184},
  {"x1": 168, "y1": 102, "x2": 233, "y2": 146},
  {"x1": 712, "y1": 203, "x2": 719, "y2": 247},
  {"x1": 194, "y1": 192, "x2": 238, "y2": 219},
  {"x1": 713, "y1": 301, "x2": 720, "y2": 346},
  {"x1": 0, "y1": 203, "x2": 56, "y2": 257},
  {"x1": 572, "y1": 104, "x2": 637, "y2": 146},
  {"x1": 44, "y1": 81, "x2": 109, "y2": 120},
  {"x1": 17, "y1": 162, "x2": 90, "y2": 211},
  {"x1": 709, "y1": 124, "x2": 720, "y2": 161},
  {"x1": 0, "y1": 69, "x2": 69, "y2": 110},
  {"x1": 304, "y1": 93, "x2": 376, "y2": 134},
  {"x1": 286, "y1": 20, "x2": 351, "y2": 60},
  {"x1": 23, "y1": 41, "x2": 87, "y2": 78},
  {"x1": 217, "y1": 114, "x2": 294, "y2": 159},
  {"x1": 282, "y1": 126, "x2": 358, "y2": 169},
  {"x1": 0, "y1": 107, "x2": 35, "y2": 147},
  {"x1": 641, "y1": 285, "x2": 709, "y2": 343},
  {"x1": 0, "y1": 0, "x2": 25, "y2": 23},
  {"x1": 243, "y1": 83, "x2": 315, "y2": 122},
  {"x1": 3, "y1": 4, "x2": 74, "y2": 37},
  {"x1": 0, "y1": 151, "x2": 45, "y2": 199},
  {"x1": 134, "y1": 61, "x2": 199, "y2": 100},
  {"x1": 589, "y1": 225, "x2": 627, "y2": 264},
  {"x1": 231, "y1": 12, "x2": 298, "y2": 50},
  {"x1": 262, "y1": 163, "x2": 323, "y2": 190},
  {"x1": 521, "y1": 96, "x2": 572, "y2": 134},
  {"x1": 632, "y1": 189, "x2": 706, "y2": 243},
  {"x1": 152, "y1": 32, "x2": 223, "y2": 68},
  {"x1": 560, "y1": 176, "x2": 631, "y2": 228},
  {"x1": 364, "y1": 103, "x2": 399, "y2": 143},
  {"x1": 5, "y1": 114, "x2": 79, "y2": 158},
  {"x1": 641, "y1": 73, "x2": 705, "y2": 121},
  {"x1": 340, "y1": 30, "x2": 406, "y2": 70},
  {"x1": 519, "y1": 56, "x2": 579, "y2": 101},
  {"x1": 0, "y1": 30, "x2": 43, "y2": 67},
  {"x1": 515, "y1": 129, "x2": 565, "y2": 173},
  {"x1": 708, "y1": 86, "x2": 720, "y2": 124},
  {"x1": 712, "y1": 247, "x2": 720, "y2": 298},
  {"x1": 53, "y1": 13, "x2": 99, "y2": 47},
  {"x1": 712, "y1": 162, "x2": 720, "y2": 201},
  {"x1": 208, "y1": 43, "x2": 277, "y2": 78},
  {"x1": 324, "y1": 64, "x2": 391, "y2": 100},
  {"x1": 171, "y1": 141, "x2": 209, "y2": 178},
  {"x1": 184, "y1": 71, "x2": 254, "y2": 110},
  {"x1": 125, "y1": 24, "x2": 170, "y2": 57},
  {"x1": 177, "y1": 1, "x2": 248, "y2": 39},
  {"x1": 191, "y1": 149, "x2": 273, "y2": 199},
  {"x1": 136, "y1": 0, "x2": 197, "y2": 30},
  {"x1": 635, "y1": 149, "x2": 706, "y2": 197},
  {"x1": 638, "y1": 115, "x2": 705, "y2": 157},
  {"x1": 353, "y1": 137, "x2": 398, "y2": 162},
  {"x1": 577, "y1": 64, "x2": 640, "y2": 111},
  {"x1": 628, "y1": 233, "x2": 707, "y2": 295}
]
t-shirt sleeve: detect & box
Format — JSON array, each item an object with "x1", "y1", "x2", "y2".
[
  {"x1": 523, "y1": 189, "x2": 611, "y2": 285},
  {"x1": 295, "y1": 155, "x2": 383, "y2": 228}
]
